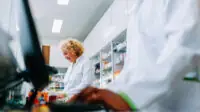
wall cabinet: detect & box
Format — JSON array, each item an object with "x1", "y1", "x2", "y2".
[{"x1": 91, "y1": 30, "x2": 126, "y2": 88}]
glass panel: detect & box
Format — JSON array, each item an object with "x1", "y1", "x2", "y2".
[
  {"x1": 91, "y1": 54, "x2": 101, "y2": 88},
  {"x1": 113, "y1": 30, "x2": 127, "y2": 79},
  {"x1": 101, "y1": 44, "x2": 113, "y2": 88}
]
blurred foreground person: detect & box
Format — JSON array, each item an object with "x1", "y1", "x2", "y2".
[{"x1": 68, "y1": 0, "x2": 200, "y2": 112}]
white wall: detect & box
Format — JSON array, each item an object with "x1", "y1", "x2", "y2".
[
  {"x1": 9, "y1": 38, "x2": 69, "y2": 70},
  {"x1": 0, "y1": 0, "x2": 12, "y2": 33},
  {"x1": 41, "y1": 38, "x2": 70, "y2": 68},
  {"x1": 40, "y1": 38, "x2": 61, "y2": 46},
  {"x1": 39, "y1": 38, "x2": 69, "y2": 68},
  {"x1": 84, "y1": 0, "x2": 135, "y2": 58},
  {"x1": 49, "y1": 44, "x2": 70, "y2": 68}
]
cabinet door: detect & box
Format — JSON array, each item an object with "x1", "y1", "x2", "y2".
[{"x1": 42, "y1": 45, "x2": 50, "y2": 64}]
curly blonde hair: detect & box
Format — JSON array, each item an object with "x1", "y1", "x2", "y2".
[{"x1": 59, "y1": 39, "x2": 84, "y2": 57}]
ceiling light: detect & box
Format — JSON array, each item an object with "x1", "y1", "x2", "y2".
[
  {"x1": 52, "y1": 19, "x2": 63, "y2": 33},
  {"x1": 57, "y1": 0, "x2": 70, "y2": 5}
]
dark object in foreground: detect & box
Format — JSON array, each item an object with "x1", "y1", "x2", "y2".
[
  {"x1": 46, "y1": 65, "x2": 58, "y2": 75},
  {"x1": 18, "y1": 0, "x2": 49, "y2": 90},
  {"x1": 48, "y1": 103, "x2": 105, "y2": 112}
]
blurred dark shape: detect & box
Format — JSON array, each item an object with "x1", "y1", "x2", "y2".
[
  {"x1": 0, "y1": 28, "x2": 19, "y2": 108},
  {"x1": 17, "y1": 0, "x2": 49, "y2": 90},
  {"x1": 48, "y1": 103, "x2": 105, "y2": 112},
  {"x1": 0, "y1": 29, "x2": 19, "y2": 91},
  {"x1": 95, "y1": 63, "x2": 100, "y2": 78},
  {"x1": 45, "y1": 65, "x2": 58, "y2": 75}
]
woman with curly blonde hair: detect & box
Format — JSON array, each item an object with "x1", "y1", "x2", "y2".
[{"x1": 57, "y1": 39, "x2": 94, "y2": 99}]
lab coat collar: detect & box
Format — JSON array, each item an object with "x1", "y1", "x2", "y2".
[
  {"x1": 72, "y1": 55, "x2": 83, "y2": 64},
  {"x1": 69, "y1": 55, "x2": 83, "y2": 66}
]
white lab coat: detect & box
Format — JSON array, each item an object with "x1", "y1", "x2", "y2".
[
  {"x1": 63, "y1": 55, "x2": 94, "y2": 98},
  {"x1": 108, "y1": 0, "x2": 200, "y2": 112}
]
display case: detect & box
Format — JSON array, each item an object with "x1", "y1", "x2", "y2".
[
  {"x1": 48, "y1": 74, "x2": 65, "y2": 92},
  {"x1": 90, "y1": 30, "x2": 127, "y2": 88},
  {"x1": 45, "y1": 67, "x2": 67, "y2": 92},
  {"x1": 91, "y1": 54, "x2": 101, "y2": 88},
  {"x1": 112, "y1": 30, "x2": 126, "y2": 79},
  {"x1": 100, "y1": 44, "x2": 113, "y2": 88}
]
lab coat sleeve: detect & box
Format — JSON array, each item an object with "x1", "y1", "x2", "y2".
[
  {"x1": 66, "y1": 59, "x2": 94, "y2": 97},
  {"x1": 108, "y1": 0, "x2": 200, "y2": 110}
]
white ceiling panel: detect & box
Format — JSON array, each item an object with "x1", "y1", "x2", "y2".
[{"x1": 0, "y1": 0, "x2": 114, "y2": 42}]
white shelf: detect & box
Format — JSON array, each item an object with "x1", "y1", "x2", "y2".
[
  {"x1": 93, "y1": 79, "x2": 100, "y2": 83},
  {"x1": 101, "y1": 81, "x2": 111, "y2": 88},
  {"x1": 113, "y1": 46, "x2": 126, "y2": 51},
  {"x1": 92, "y1": 80, "x2": 100, "y2": 88},
  {"x1": 103, "y1": 62, "x2": 112, "y2": 70},
  {"x1": 113, "y1": 42, "x2": 126, "y2": 52},
  {"x1": 95, "y1": 71, "x2": 100, "y2": 74},
  {"x1": 115, "y1": 60, "x2": 124, "y2": 65},
  {"x1": 101, "y1": 85, "x2": 107, "y2": 89},
  {"x1": 102, "y1": 74, "x2": 113, "y2": 81},
  {"x1": 103, "y1": 66, "x2": 112, "y2": 71},
  {"x1": 102, "y1": 55, "x2": 111, "y2": 61},
  {"x1": 102, "y1": 52, "x2": 112, "y2": 60}
]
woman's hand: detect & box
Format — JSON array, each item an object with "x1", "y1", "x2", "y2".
[{"x1": 67, "y1": 87, "x2": 131, "y2": 111}]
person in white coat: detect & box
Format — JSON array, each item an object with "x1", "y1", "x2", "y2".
[
  {"x1": 68, "y1": 0, "x2": 200, "y2": 112},
  {"x1": 57, "y1": 39, "x2": 94, "y2": 99}
]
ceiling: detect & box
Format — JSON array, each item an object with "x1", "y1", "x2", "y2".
[{"x1": 0, "y1": 0, "x2": 114, "y2": 43}]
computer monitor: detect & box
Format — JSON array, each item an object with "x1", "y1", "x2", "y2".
[{"x1": 17, "y1": 0, "x2": 49, "y2": 90}]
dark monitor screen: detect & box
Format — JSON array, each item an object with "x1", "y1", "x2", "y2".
[{"x1": 17, "y1": 0, "x2": 49, "y2": 90}]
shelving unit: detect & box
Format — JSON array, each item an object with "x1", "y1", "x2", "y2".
[
  {"x1": 48, "y1": 74, "x2": 65, "y2": 92},
  {"x1": 90, "y1": 30, "x2": 127, "y2": 88},
  {"x1": 91, "y1": 54, "x2": 101, "y2": 88},
  {"x1": 100, "y1": 44, "x2": 113, "y2": 88},
  {"x1": 112, "y1": 30, "x2": 127, "y2": 79},
  {"x1": 44, "y1": 67, "x2": 67, "y2": 92}
]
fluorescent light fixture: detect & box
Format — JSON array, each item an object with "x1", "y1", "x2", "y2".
[
  {"x1": 104, "y1": 26, "x2": 116, "y2": 38},
  {"x1": 52, "y1": 19, "x2": 63, "y2": 33},
  {"x1": 57, "y1": 0, "x2": 70, "y2": 5}
]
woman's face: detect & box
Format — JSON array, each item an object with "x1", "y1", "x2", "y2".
[{"x1": 62, "y1": 50, "x2": 77, "y2": 63}]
